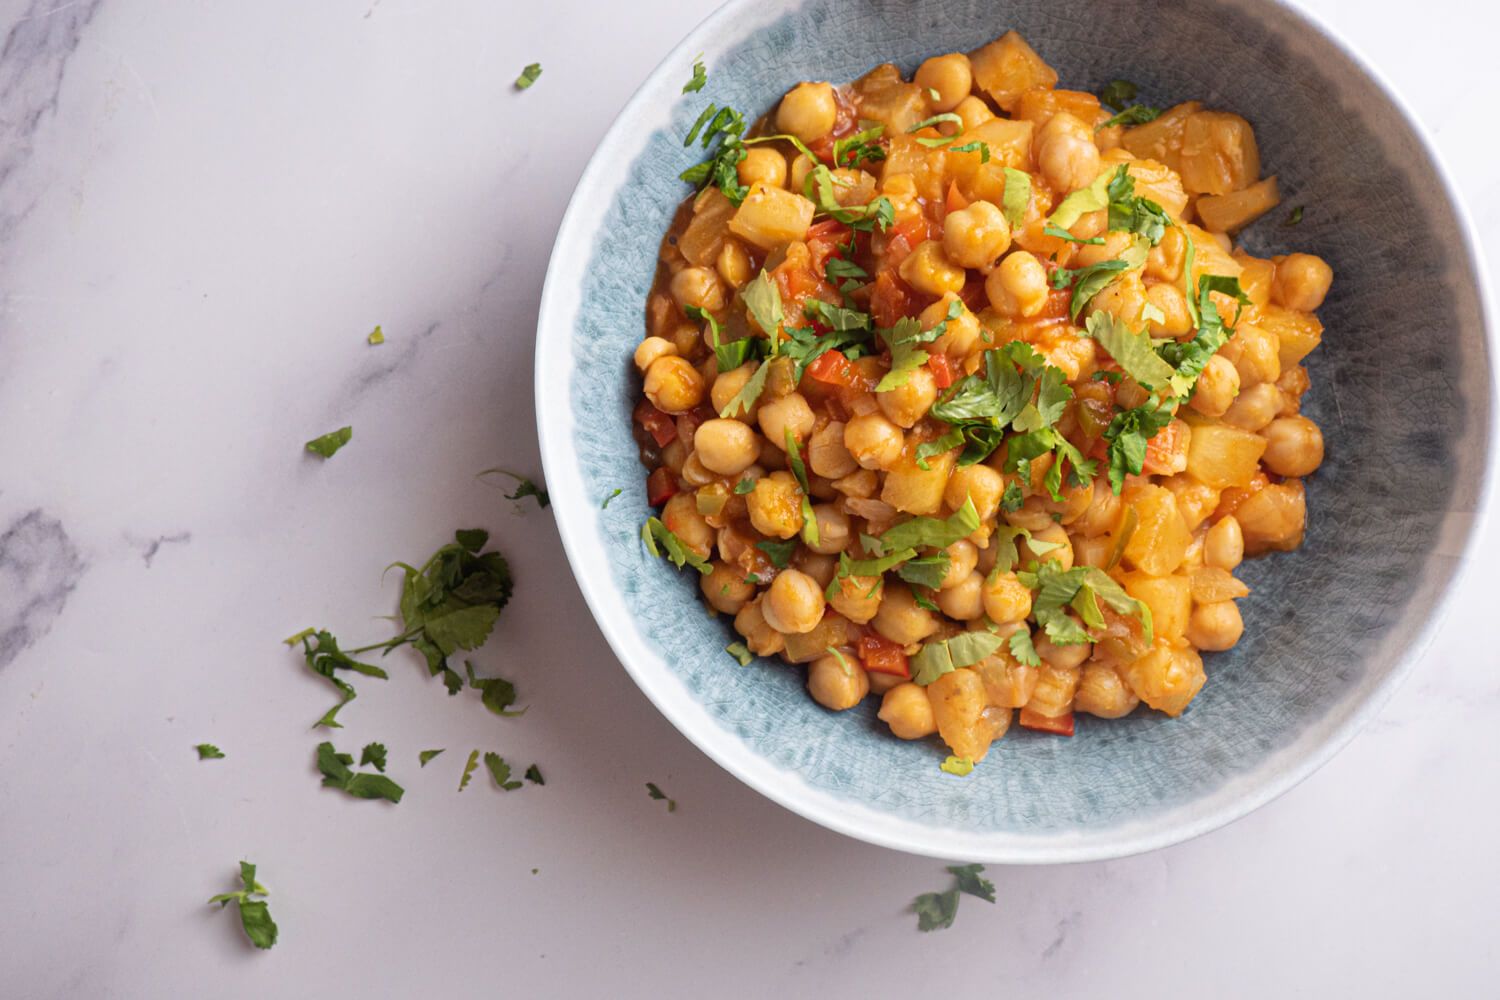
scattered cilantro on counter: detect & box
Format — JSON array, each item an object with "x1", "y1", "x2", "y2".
[
  {"x1": 367, "y1": 325, "x2": 384, "y2": 345},
  {"x1": 515, "y1": 63, "x2": 542, "y2": 90},
  {"x1": 482, "y1": 468, "x2": 550, "y2": 508},
  {"x1": 419, "y1": 749, "x2": 445, "y2": 767},
  {"x1": 305, "y1": 426, "x2": 352, "y2": 459},
  {"x1": 940, "y1": 756, "x2": 973, "y2": 777},
  {"x1": 195, "y1": 744, "x2": 225, "y2": 760},
  {"x1": 524, "y1": 764, "x2": 544, "y2": 785},
  {"x1": 316, "y1": 741, "x2": 404, "y2": 803},
  {"x1": 484, "y1": 752, "x2": 524, "y2": 791},
  {"x1": 646, "y1": 782, "x2": 677, "y2": 812},
  {"x1": 359, "y1": 742, "x2": 388, "y2": 773},
  {"x1": 914, "y1": 863, "x2": 995, "y2": 931},
  {"x1": 208, "y1": 861, "x2": 277, "y2": 950},
  {"x1": 458, "y1": 750, "x2": 480, "y2": 791}
]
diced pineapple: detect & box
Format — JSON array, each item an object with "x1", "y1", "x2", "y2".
[
  {"x1": 968, "y1": 31, "x2": 1057, "y2": 112},
  {"x1": 1179, "y1": 111, "x2": 1261, "y2": 196},
  {"x1": 949, "y1": 117, "x2": 1034, "y2": 180},
  {"x1": 1257, "y1": 303, "x2": 1324, "y2": 368},
  {"x1": 1114, "y1": 155, "x2": 1189, "y2": 219},
  {"x1": 1013, "y1": 87, "x2": 1103, "y2": 126},
  {"x1": 1183, "y1": 222, "x2": 1243, "y2": 288},
  {"x1": 1236, "y1": 480, "x2": 1307, "y2": 555},
  {"x1": 851, "y1": 63, "x2": 927, "y2": 132},
  {"x1": 1189, "y1": 566, "x2": 1251, "y2": 603},
  {"x1": 1186, "y1": 423, "x2": 1268, "y2": 489},
  {"x1": 1196, "y1": 176, "x2": 1280, "y2": 233},
  {"x1": 882, "y1": 135, "x2": 950, "y2": 203},
  {"x1": 1122, "y1": 572, "x2": 1192, "y2": 640},
  {"x1": 1026, "y1": 662, "x2": 1082, "y2": 717},
  {"x1": 928, "y1": 667, "x2": 1008, "y2": 761},
  {"x1": 1161, "y1": 474, "x2": 1222, "y2": 531},
  {"x1": 1120, "y1": 639, "x2": 1205, "y2": 716},
  {"x1": 1232, "y1": 250, "x2": 1276, "y2": 309},
  {"x1": 881, "y1": 440, "x2": 954, "y2": 515},
  {"x1": 1123, "y1": 484, "x2": 1193, "y2": 576},
  {"x1": 973, "y1": 652, "x2": 1038, "y2": 708},
  {"x1": 679, "y1": 187, "x2": 736, "y2": 266},
  {"x1": 1120, "y1": 101, "x2": 1201, "y2": 172},
  {"x1": 783, "y1": 611, "x2": 850, "y2": 663},
  {"x1": 727, "y1": 182, "x2": 814, "y2": 250}
]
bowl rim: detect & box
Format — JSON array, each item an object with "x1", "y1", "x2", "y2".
[{"x1": 535, "y1": 0, "x2": 1498, "y2": 863}]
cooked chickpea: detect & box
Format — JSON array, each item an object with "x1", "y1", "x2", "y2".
[
  {"x1": 737, "y1": 147, "x2": 788, "y2": 190},
  {"x1": 829, "y1": 573, "x2": 883, "y2": 624},
  {"x1": 942, "y1": 200, "x2": 1011, "y2": 269},
  {"x1": 1189, "y1": 354, "x2": 1241, "y2": 418},
  {"x1": 733, "y1": 597, "x2": 785, "y2": 656},
  {"x1": 806, "y1": 651, "x2": 869, "y2": 710},
  {"x1": 775, "y1": 81, "x2": 838, "y2": 143},
  {"x1": 644, "y1": 355, "x2": 706, "y2": 414},
  {"x1": 633, "y1": 336, "x2": 678, "y2": 373},
  {"x1": 1037, "y1": 113, "x2": 1101, "y2": 194},
  {"x1": 1145, "y1": 226, "x2": 1186, "y2": 283},
  {"x1": 915, "y1": 53, "x2": 972, "y2": 111},
  {"x1": 1205, "y1": 515, "x2": 1244, "y2": 570},
  {"x1": 876, "y1": 366, "x2": 938, "y2": 428},
  {"x1": 1186, "y1": 600, "x2": 1243, "y2": 651},
  {"x1": 715, "y1": 240, "x2": 753, "y2": 289},
  {"x1": 1071, "y1": 478, "x2": 1124, "y2": 537},
  {"x1": 945, "y1": 464, "x2": 1005, "y2": 527},
  {"x1": 758, "y1": 391, "x2": 815, "y2": 448},
  {"x1": 793, "y1": 550, "x2": 837, "y2": 588},
  {"x1": 1230, "y1": 324, "x2": 1281, "y2": 387},
  {"x1": 982, "y1": 571, "x2": 1033, "y2": 625},
  {"x1": 898, "y1": 240, "x2": 966, "y2": 297},
  {"x1": 940, "y1": 540, "x2": 980, "y2": 589},
  {"x1": 762, "y1": 568, "x2": 827, "y2": 635},
  {"x1": 1020, "y1": 523, "x2": 1073, "y2": 570},
  {"x1": 668, "y1": 266, "x2": 725, "y2": 314},
  {"x1": 986, "y1": 250, "x2": 1048, "y2": 317},
  {"x1": 1036, "y1": 633, "x2": 1091, "y2": 670},
  {"x1": 702, "y1": 561, "x2": 754, "y2": 614},
  {"x1": 1273, "y1": 253, "x2": 1333, "y2": 311},
  {"x1": 808, "y1": 420, "x2": 858, "y2": 479},
  {"x1": 952, "y1": 94, "x2": 995, "y2": 131},
  {"x1": 662, "y1": 493, "x2": 714, "y2": 558},
  {"x1": 844, "y1": 412, "x2": 905, "y2": 470},
  {"x1": 807, "y1": 503, "x2": 851, "y2": 555},
  {"x1": 926, "y1": 296, "x2": 983, "y2": 358},
  {"x1": 747, "y1": 471, "x2": 805, "y2": 539},
  {"x1": 1145, "y1": 282, "x2": 1192, "y2": 337},
  {"x1": 1221, "y1": 382, "x2": 1284, "y2": 432},
  {"x1": 693, "y1": 418, "x2": 759, "y2": 476},
  {"x1": 1261, "y1": 415, "x2": 1324, "y2": 477},
  {"x1": 879, "y1": 682, "x2": 938, "y2": 739},
  {"x1": 872, "y1": 581, "x2": 938, "y2": 645},
  {"x1": 711, "y1": 362, "x2": 760, "y2": 418},
  {"x1": 680, "y1": 450, "x2": 715, "y2": 488},
  {"x1": 789, "y1": 153, "x2": 816, "y2": 194},
  {"x1": 1074, "y1": 663, "x2": 1139, "y2": 718},
  {"x1": 936, "y1": 572, "x2": 985, "y2": 620}
]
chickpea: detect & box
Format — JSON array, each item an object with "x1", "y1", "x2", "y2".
[
  {"x1": 633, "y1": 336, "x2": 678, "y2": 373},
  {"x1": 668, "y1": 266, "x2": 725, "y2": 314},
  {"x1": 1189, "y1": 354, "x2": 1241, "y2": 418},
  {"x1": 1145, "y1": 226, "x2": 1186, "y2": 283},
  {"x1": 747, "y1": 471, "x2": 805, "y2": 539},
  {"x1": 985, "y1": 250, "x2": 1049, "y2": 317},
  {"x1": 1072, "y1": 230, "x2": 1137, "y2": 270},
  {"x1": 702, "y1": 561, "x2": 754, "y2": 614},
  {"x1": 716, "y1": 240, "x2": 753, "y2": 290},
  {"x1": 662, "y1": 492, "x2": 714, "y2": 559},
  {"x1": 1019, "y1": 523, "x2": 1072, "y2": 570},
  {"x1": 807, "y1": 419, "x2": 858, "y2": 479},
  {"x1": 1074, "y1": 663, "x2": 1139, "y2": 718},
  {"x1": 789, "y1": 153, "x2": 816, "y2": 194},
  {"x1": 711, "y1": 362, "x2": 760, "y2": 419},
  {"x1": 737, "y1": 147, "x2": 788, "y2": 190},
  {"x1": 693, "y1": 418, "x2": 759, "y2": 476},
  {"x1": 868, "y1": 671, "x2": 904, "y2": 697},
  {"x1": 898, "y1": 240, "x2": 966, "y2": 297},
  {"x1": 952, "y1": 94, "x2": 995, "y2": 131},
  {"x1": 936, "y1": 572, "x2": 985, "y2": 621},
  {"x1": 844, "y1": 412, "x2": 905, "y2": 470},
  {"x1": 832, "y1": 467, "x2": 878, "y2": 499},
  {"x1": 1004, "y1": 495, "x2": 1056, "y2": 532},
  {"x1": 829, "y1": 573, "x2": 883, "y2": 624},
  {"x1": 982, "y1": 571, "x2": 1033, "y2": 625},
  {"x1": 1036, "y1": 633, "x2": 1090, "y2": 670},
  {"x1": 762, "y1": 568, "x2": 826, "y2": 635},
  {"x1": 1145, "y1": 282, "x2": 1192, "y2": 338},
  {"x1": 1186, "y1": 600, "x2": 1243, "y2": 651},
  {"x1": 1272, "y1": 253, "x2": 1333, "y2": 311},
  {"x1": 671, "y1": 322, "x2": 702, "y2": 356},
  {"x1": 806, "y1": 651, "x2": 869, "y2": 710},
  {"x1": 879, "y1": 682, "x2": 938, "y2": 739},
  {"x1": 1070, "y1": 478, "x2": 1123, "y2": 537},
  {"x1": 680, "y1": 450, "x2": 715, "y2": 488},
  {"x1": 926, "y1": 295, "x2": 983, "y2": 359},
  {"x1": 1037, "y1": 112, "x2": 1101, "y2": 195},
  {"x1": 872, "y1": 581, "x2": 938, "y2": 645},
  {"x1": 806, "y1": 503, "x2": 851, "y2": 555},
  {"x1": 1221, "y1": 382, "x2": 1284, "y2": 432},
  {"x1": 1205, "y1": 515, "x2": 1244, "y2": 570},
  {"x1": 915, "y1": 53, "x2": 973, "y2": 112},
  {"x1": 942, "y1": 200, "x2": 1011, "y2": 269},
  {"x1": 733, "y1": 597, "x2": 785, "y2": 656},
  {"x1": 659, "y1": 438, "x2": 688, "y2": 475},
  {"x1": 876, "y1": 366, "x2": 938, "y2": 428},
  {"x1": 939, "y1": 539, "x2": 980, "y2": 589},
  {"x1": 793, "y1": 549, "x2": 837, "y2": 589},
  {"x1": 1261, "y1": 415, "x2": 1325, "y2": 477},
  {"x1": 775, "y1": 81, "x2": 838, "y2": 144},
  {"x1": 945, "y1": 464, "x2": 1005, "y2": 527},
  {"x1": 758, "y1": 391, "x2": 815, "y2": 448},
  {"x1": 644, "y1": 355, "x2": 706, "y2": 414}
]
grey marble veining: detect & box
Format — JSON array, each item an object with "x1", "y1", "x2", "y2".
[{"x1": 0, "y1": 509, "x2": 84, "y2": 669}]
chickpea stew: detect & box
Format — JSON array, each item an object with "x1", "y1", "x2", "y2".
[{"x1": 632, "y1": 31, "x2": 1330, "y2": 771}]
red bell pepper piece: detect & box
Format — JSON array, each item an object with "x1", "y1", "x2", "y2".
[
  {"x1": 806, "y1": 349, "x2": 857, "y2": 388},
  {"x1": 634, "y1": 400, "x2": 677, "y2": 448},
  {"x1": 928, "y1": 353, "x2": 956, "y2": 389},
  {"x1": 1018, "y1": 708, "x2": 1075, "y2": 736},
  {"x1": 858, "y1": 634, "x2": 910, "y2": 678},
  {"x1": 646, "y1": 467, "x2": 678, "y2": 507}
]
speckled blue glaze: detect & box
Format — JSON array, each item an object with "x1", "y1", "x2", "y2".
[{"x1": 543, "y1": 0, "x2": 1492, "y2": 858}]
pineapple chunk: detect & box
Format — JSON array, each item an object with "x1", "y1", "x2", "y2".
[
  {"x1": 1122, "y1": 572, "x2": 1192, "y2": 640},
  {"x1": 1196, "y1": 176, "x2": 1280, "y2": 233},
  {"x1": 1232, "y1": 250, "x2": 1276, "y2": 309},
  {"x1": 851, "y1": 63, "x2": 927, "y2": 132},
  {"x1": 1179, "y1": 111, "x2": 1261, "y2": 196},
  {"x1": 928, "y1": 667, "x2": 1008, "y2": 761},
  {"x1": 679, "y1": 187, "x2": 736, "y2": 266},
  {"x1": 949, "y1": 117, "x2": 1034, "y2": 180},
  {"x1": 1186, "y1": 423, "x2": 1268, "y2": 489},
  {"x1": 728, "y1": 182, "x2": 814, "y2": 250},
  {"x1": 1257, "y1": 303, "x2": 1324, "y2": 368},
  {"x1": 1110, "y1": 154, "x2": 1189, "y2": 219},
  {"x1": 1025, "y1": 663, "x2": 1082, "y2": 717},
  {"x1": 881, "y1": 439, "x2": 954, "y2": 515},
  {"x1": 969, "y1": 31, "x2": 1057, "y2": 112},
  {"x1": 1120, "y1": 639, "x2": 1205, "y2": 716},
  {"x1": 1236, "y1": 480, "x2": 1307, "y2": 555},
  {"x1": 1189, "y1": 566, "x2": 1250, "y2": 603},
  {"x1": 1013, "y1": 87, "x2": 1103, "y2": 126},
  {"x1": 1123, "y1": 484, "x2": 1193, "y2": 576},
  {"x1": 783, "y1": 611, "x2": 850, "y2": 663},
  {"x1": 1121, "y1": 101, "x2": 1201, "y2": 173}
]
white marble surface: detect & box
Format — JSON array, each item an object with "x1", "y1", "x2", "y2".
[{"x1": 0, "y1": 1, "x2": 1495, "y2": 996}]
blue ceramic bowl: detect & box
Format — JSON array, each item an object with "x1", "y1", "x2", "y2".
[{"x1": 536, "y1": 0, "x2": 1495, "y2": 861}]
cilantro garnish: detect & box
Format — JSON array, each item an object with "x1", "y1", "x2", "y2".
[
  {"x1": 1104, "y1": 165, "x2": 1171, "y2": 244},
  {"x1": 1049, "y1": 239, "x2": 1148, "y2": 318},
  {"x1": 643, "y1": 516, "x2": 713, "y2": 574},
  {"x1": 1160, "y1": 271, "x2": 1252, "y2": 398},
  {"x1": 1008, "y1": 627, "x2": 1041, "y2": 667},
  {"x1": 1000, "y1": 480, "x2": 1024, "y2": 513},
  {"x1": 911, "y1": 631, "x2": 1004, "y2": 685},
  {"x1": 482, "y1": 468, "x2": 550, "y2": 508},
  {"x1": 359, "y1": 742, "x2": 388, "y2": 772},
  {"x1": 679, "y1": 102, "x2": 749, "y2": 204},
  {"x1": 682, "y1": 55, "x2": 707, "y2": 94},
  {"x1": 514, "y1": 63, "x2": 542, "y2": 91},
  {"x1": 1082, "y1": 313, "x2": 1174, "y2": 390},
  {"x1": 524, "y1": 764, "x2": 545, "y2": 785},
  {"x1": 914, "y1": 888, "x2": 959, "y2": 931},
  {"x1": 464, "y1": 660, "x2": 526, "y2": 717},
  {"x1": 1102, "y1": 395, "x2": 1175, "y2": 492},
  {"x1": 287, "y1": 629, "x2": 389, "y2": 729},
  {"x1": 872, "y1": 497, "x2": 980, "y2": 554},
  {"x1": 831, "y1": 125, "x2": 887, "y2": 168},
  {"x1": 305, "y1": 426, "x2": 352, "y2": 459},
  {"x1": 948, "y1": 140, "x2": 990, "y2": 162},
  {"x1": 940, "y1": 756, "x2": 974, "y2": 776},
  {"x1": 419, "y1": 749, "x2": 445, "y2": 767},
  {"x1": 1099, "y1": 105, "x2": 1161, "y2": 130},
  {"x1": 367, "y1": 325, "x2": 384, "y2": 345},
  {"x1": 897, "y1": 553, "x2": 951, "y2": 590},
  {"x1": 1043, "y1": 222, "x2": 1104, "y2": 245},
  {"x1": 195, "y1": 743, "x2": 225, "y2": 760},
  {"x1": 726, "y1": 641, "x2": 754, "y2": 666},
  {"x1": 458, "y1": 749, "x2": 480, "y2": 791},
  {"x1": 717, "y1": 359, "x2": 770, "y2": 417},
  {"x1": 906, "y1": 112, "x2": 965, "y2": 148},
  {"x1": 742, "y1": 270, "x2": 784, "y2": 337},
  {"x1": 784, "y1": 428, "x2": 819, "y2": 547},
  {"x1": 208, "y1": 861, "x2": 277, "y2": 950},
  {"x1": 733, "y1": 478, "x2": 755, "y2": 495},
  {"x1": 646, "y1": 782, "x2": 677, "y2": 812},
  {"x1": 876, "y1": 300, "x2": 960, "y2": 391},
  {"x1": 1286, "y1": 205, "x2": 1304, "y2": 226},
  {"x1": 1099, "y1": 79, "x2": 1137, "y2": 111},
  {"x1": 602, "y1": 488, "x2": 622, "y2": 509},
  {"x1": 1019, "y1": 561, "x2": 1153, "y2": 646},
  {"x1": 316, "y1": 741, "x2": 405, "y2": 803},
  {"x1": 755, "y1": 537, "x2": 797, "y2": 568},
  {"x1": 483, "y1": 752, "x2": 523, "y2": 791},
  {"x1": 803, "y1": 164, "x2": 895, "y2": 231},
  {"x1": 949, "y1": 863, "x2": 997, "y2": 903},
  {"x1": 1001, "y1": 168, "x2": 1031, "y2": 227}
]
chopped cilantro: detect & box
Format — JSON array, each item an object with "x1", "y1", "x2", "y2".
[
  {"x1": 463, "y1": 660, "x2": 526, "y2": 717},
  {"x1": 602, "y1": 488, "x2": 622, "y2": 509},
  {"x1": 914, "y1": 889, "x2": 959, "y2": 932},
  {"x1": 897, "y1": 553, "x2": 951, "y2": 591},
  {"x1": 949, "y1": 863, "x2": 997, "y2": 903},
  {"x1": 525, "y1": 764, "x2": 545, "y2": 785},
  {"x1": 1099, "y1": 105, "x2": 1162, "y2": 130},
  {"x1": 742, "y1": 270, "x2": 785, "y2": 337},
  {"x1": 1161, "y1": 271, "x2": 1253, "y2": 398},
  {"x1": 726, "y1": 641, "x2": 754, "y2": 666},
  {"x1": 803, "y1": 164, "x2": 895, "y2": 230},
  {"x1": 288, "y1": 629, "x2": 389, "y2": 729},
  {"x1": 644, "y1": 516, "x2": 713, "y2": 574},
  {"x1": 831, "y1": 125, "x2": 888, "y2": 169},
  {"x1": 718, "y1": 359, "x2": 770, "y2": 417},
  {"x1": 733, "y1": 478, "x2": 755, "y2": 495},
  {"x1": 940, "y1": 756, "x2": 974, "y2": 776},
  {"x1": 874, "y1": 497, "x2": 980, "y2": 553},
  {"x1": 646, "y1": 782, "x2": 677, "y2": 812},
  {"x1": 1043, "y1": 222, "x2": 1104, "y2": 245},
  {"x1": 911, "y1": 630, "x2": 1005, "y2": 685},
  {"x1": 208, "y1": 861, "x2": 277, "y2": 950},
  {"x1": 359, "y1": 742, "x2": 388, "y2": 772},
  {"x1": 1286, "y1": 205, "x2": 1304, "y2": 226},
  {"x1": 1020, "y1": 561, "x2": 1153, "y2": 646},
  {"x1": 1082, "y1": 312, "x2": 1174, "y2": 390},
  {"x1": 195, "y1": 743, "x2": 224, "y2": 760},
  {"x1": 482, "y1": 468, "x2": 550, "y2": 508},
  {"x1": 1008, "y1": 627, "x2": 1041, "y2": 667},
  {"x1": 680, "y1": 102, "x2": 750, "y2": 204},
  {"x1": 1050, "y1": 239, "x2": 1149, "y2": 319},
  {"x1": 419, "y1": 749, "x2": 445, "y2": 767},
  {"x1": 947, "y1": 140, "x2": 990, "y2": 162},
  {"x1": 1001, "y1": 168, "x2": 1031, "y2": 227},
  {"x1": 483, "y1": 752, "x2": 524, "y2": 791},
  {"x1": 367, "y1": 325, "x2": 384, "y2": 345},
  {"x1": 514, "y1": 63, "x2": 542, "y2": 90},
  {"x1": 682, "y1": 55, "x2": 707, "y2": 94},
  {"x1": 1103, "y1": 395, "x2": 1175, "y2": 493},
  {"x1": 755, "y1": 537, "x2": 798, "y2": 568},
  {"x1": 1099, "y1": 79, "x2": 1137, "y2": 111},
  {"x1": 305, "y1": 426, "x2": 352, "y2": 459},
  {"x1": 316, "y1": 741, "x2": 405, "y2": 803},
  {"x1": 1000, "y1": 480, "x2": 1024, "y2": 513},
  {"x1": 458, "y1": 749, "x2": 480, "y2": 791}
]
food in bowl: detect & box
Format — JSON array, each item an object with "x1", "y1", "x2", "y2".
[{"x1": 631, "y1": 29, "x2": 1331, "y2": 770}]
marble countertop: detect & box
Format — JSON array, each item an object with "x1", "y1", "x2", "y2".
[{"x1": 1, "y1": 1, "x2": 1495, "y2": 996}]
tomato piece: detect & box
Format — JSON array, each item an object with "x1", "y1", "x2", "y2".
[
  {"x1": 870, "y1": 269, "x2": 917, "y2": 328},
  {"x1": 635, "y1": 399, "x2": 677, "y2": 448},
  {"x1": 879, "y1": 216, "x2": 932, "y2": 271},
  {"x1": 928, "y1": 353, "x2": 956, "y2": 389},
  {"x1": 1019, "y1": 708, "x2": 1075, "y2": 736},
  {"x1": 646, "y1": 467, "x2": 678, "y2": 507},
  {"x1": 807, "y1": 349, "x2": 857, "y2": 388},
  {"x1": 858, "y1": 634, "x2": 910, "y2": 678},
  {"x1": 1141, "y1": 420, "x2": 1189, "y2": 476}
]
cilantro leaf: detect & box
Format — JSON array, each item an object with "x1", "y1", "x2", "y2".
[
  {"x1": 733, "y1": 478, "x2": 755, "y2": 495},
  {"x1": 914, "y1": 889, "x2": 959, "y2": 932},
  {"x1": 458, "y1": 749, "x2": 480, "y2": 791},
  {"x1": 896, "y1": 554, "x2": 951, "y2": 591},
  {"x1": 876, "y1": 300, "x2": 959, "y2": 392},
  {"x1": 359, "y1": 742, "x2": 388, "y2": 772},
  {"x1": 367, "y1": 325, "x2": 384, "y2": 345},
  {"x1": 483, "y1": 752, "x2": 524, "y2": 791},
  {"x1": 305, "y1": 426, "x2": 352, "y2": 459},
  {"x1": 290, "y1": 629, "x2": 389, "y2": 729},
  {"x1": 680, "y1": 102, "x2": 750, "y2": 204},
  {"x1": 464, "y1": 660, "x2": 526, "y2": 717},
  {"x1": 1008, "y1": 627, "x2": 1041, "y2": 667},
  {"x1": 717, "y1": 359, "x2": 770, "y2": 417},
  {"x1": 1001, "y1": 168, "x2": 1031, "y2": 227},
  {"x1": 524, "y1": 764, "x2": 544, "y2": 785},
  {"x1": 208, "y1": 861, "x2": 277, "y2": 950},
  {"x1": 682, "y1": 55, "x2": 707, "y2": 94},
  {"x1": 602, "y1": 488, "x2": 622, "y2": 509},
  {"x1": 726, "y1": 641, "x2": 754, "y2": 666},
  {"x1": 195, "y1": 743, "x2": 225, "y2": 760},
  {"x1": 948, "y1": 863, "x2": 996, "y2": 903},
  {"x1": 803, "y1": 164, "x2": 895, "y2": 231},
  {"x1": 742, "y1": 270, "x2": 785, "y2": 336},
  {"x1": 876, "y1": 497, "x2": 980, "y2": 553},
  {"x1": 1050, "y1": 238, "x2": 1148, "y2": 319},
  {"x1": 514, "y1": 63, "x2": 542, "y2": 90},
  {"x1": 1162, "y1": 271, "x2": 1253, "y2": 397},
  {"x1": 1025, "y1": 562, "x2": 1153, "y2": 647},
  {"x1": 1099, "y1": 105, "x2": 1161, "y2": 129},
  {"x1": 1083, "y1": 312, "x2": 1175, "y2": 390},
  {"x1": 644, "y1": 516, "x2": 713, "y2": 574},
  {"x1": 831, "y1": 125, "x2": 887, "y2": 168},
  {"x1": 646, "y1": 782, "x2": 677, "y2": 812},
  {"x1": 316, "y1": 741, "x2": 405, "y2": 803},
  {"x1": 910, "y1": 630, "x2": 1005, "y2": 685},
  {"x1": 1000, "y1": 480, "x2": 1024, "y2": 513},
  {"x1": 1048, "y1": 167, "x2": 1114, "y2": 229},
  {"x1": 419, "y1": 749, "x2": 445, "y2": 767},
  {"x1": 1103, "y1": 396, "x2": 1175, "y2": 492},
  {"x1": 940, "y1": 756, "x2": 974, "y2": 776},
  {"x1": 755, "y1": 537, "x2": 798, "y2": 568},
  {"x1": 1104, "y1": 165, "x2": 1171, "y2": 244},
  {"x1": 1099, "y1": 79, "x2": 1137, "y2": 111},
  {"x1": 481, "y1": 468, "x2": 550, "y2": 508},
  {"x1": 1043, "y1": 222, "x2": 1104, "y2": 245},
  {"x1": 1285, "y1": 205, "x2": 1304, "y2": 226}
]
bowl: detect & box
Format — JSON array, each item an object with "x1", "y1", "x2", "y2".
[{"x1": 535, "y1": 0, "x2": 1495, "y2": 862}]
